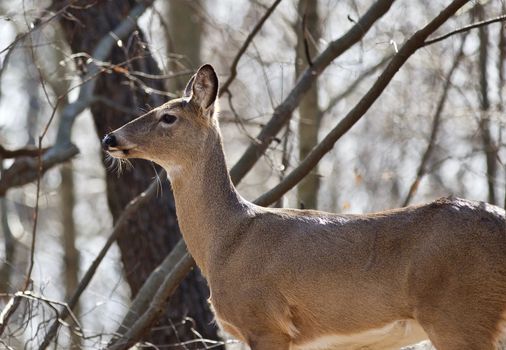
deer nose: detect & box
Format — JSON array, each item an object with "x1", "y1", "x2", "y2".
[{"x1": 102, "y1": 133, "x2": 117, "y2": 150}]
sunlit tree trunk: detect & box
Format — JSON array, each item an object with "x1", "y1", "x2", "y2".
[
  {"x1": 296, "y1": 0, "x2": 321, "y2": 209},
  {"x1": 57, "y1": 0, "x2": 218, "y2": 347}
]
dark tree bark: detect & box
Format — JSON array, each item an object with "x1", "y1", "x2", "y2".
[{"x1": 57, "y1": 0, "x2": 218, "y2": 347}]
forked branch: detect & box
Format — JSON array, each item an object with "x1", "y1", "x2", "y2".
[
  {"x1": 0, "y1": 1, "x2": 153, "y2": 197},
  {"x1": 253, "y1": 0, "x2": 470, "y2": 206},
  {"x1": 229, "y1": 0, "x2": 396, "y2": 184},
  {"x1": 37, "y1": 171, "x2": 166, "y2": 350},
  {"x1": 107, "y1": 240, "x2": 194, "y2": 350},
  {"x1": 219, "y1": 0, "x2": 283, "y2": 95},
  {"x1": 402, "y1": 32, "x2": 469, "y2": 206}
]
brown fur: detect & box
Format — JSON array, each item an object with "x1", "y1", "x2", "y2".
[{"x1": 105, "y1": 65, "x2": 506, "y2": 350}]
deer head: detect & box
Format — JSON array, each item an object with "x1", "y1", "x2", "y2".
[{"x1": 102, "y1": 64, "x2": 219, "y2": 170}]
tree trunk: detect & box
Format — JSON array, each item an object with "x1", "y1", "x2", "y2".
[
  {"x1": 0, "y1": 167, "x2": 14, "y2": 293},
  {"x1": 166, "y1": 0, "x2": 202, "y2": 91},
  {"x1": 60, "y1": 162, "x2": 81, "y2": 349},
  {"x1": 57, "y1": 0, "x2": 218, "y2": 347},
  {"x1": 498, "y1": 2, "x2": 506, "y2": 210},
  {"x1": 476, "y1": 3, "x2": 498, "y2": 205},
  {"x1": 296, "y1": 0, "x2": 321, "y2": 209}
]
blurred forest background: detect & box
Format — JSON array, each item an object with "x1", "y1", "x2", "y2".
[{"x1": 0, "y1": 0, "x2": 504, "y2": 349}]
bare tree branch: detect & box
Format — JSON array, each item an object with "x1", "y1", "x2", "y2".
[
  {"x1": 424, "y1": 13, "x2": 506, "y2": 46},
  {"x1": 53, "y1": 1, "x2": 154, "y2": 147},
  {"x1": 319, "y1": 54, "x2": 392, "y2": 118},
  {"x1": 2, "y1": 2, "x2": 158, "y2": 347},
  {"x1": 0, "y1": 34, "x2": 18, "y2": 97},
  {"x1": 0, "y1": 3, "x2": 71, "y2": 55},
  {"x1": 0, "y1": 1, "x2": 153, "y2": 197},
  {"x1": 107, "y1": 240, "x2": 193, "y2": 350},
  {"x1": 0, "y1": 142, "x2": 77, "y2": 196},
  {"x1": 37, "y1": 171, "x2": 165, "y2": 350},
  {"x1": 402, "y1": 32, "x2": 468, "y2": 207},
  {"x1": 229, "y1": 0, "x2": 396, "y2": 184},
  {"x1": 0, "y1": 47, "x2": 51, "y2": 340},
  {"x1": 219, "y1": 0, "x2": 283, "y2": 95},
  {"x1": 0, "y1": 145, "x2": 49, "y2": 159},
  {"x1": 253, "y1": 0, "x2": 470, "y2": 207},
  {"x1": 111, "y1": 240, "x2": 187, "y2": 338}
]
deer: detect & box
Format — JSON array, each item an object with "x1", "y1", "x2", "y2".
[{"x1": 103, "y1": 64, "x2": 506, "y2": 350}]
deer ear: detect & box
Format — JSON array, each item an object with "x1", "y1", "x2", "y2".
[
  {"x1": 186, "y1": 64, "x2": 218, "y2": 109},
  {"x1": 183, "y1": 74, "x2": 195, "y2": 99}
]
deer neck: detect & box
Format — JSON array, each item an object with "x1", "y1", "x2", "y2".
[{"x1": 164, "y1": 129, "x2": 249, "y2": 275}]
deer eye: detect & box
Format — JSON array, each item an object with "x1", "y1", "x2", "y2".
[{"x1": 160, "y1": 113, "x2": 178, "y2": 125}]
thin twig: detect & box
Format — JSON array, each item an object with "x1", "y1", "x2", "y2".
[
  {"x1": 0, "y1": 1, "x2": 153, "y2": 197},
  {"x1": 402, "y1": 32, "x2": 468, "y2": 206},
  {"x1": 22, "y1": 0, "x2": 55, "y2": 110},
  {"x1": 37, "y1": 172, "x2": 165, "y2": 350},
  {"x1": 122, "y1": 68, "x2": 193, "y2": 80},
  {"x1": 0, "y1": 23, "x2": 62, "y2": 333},
  {"x1": 14, "y1": 290, "x2": 83, "y2": 334},
  {"x1": 0, "y1": 338, "x2": 15, "y2": 350},
  {"x1": 253, "y1": 0, "x2": 470, "y2": 207},
  {"x1": 424, "y1": 13, "x2": 506, "y2": 46},
  {"x1": 226, "y1": 91, "x2": 258, "y2": 144},
  {"x1": 23, "y1": 137, "x2": 43, "y2": 290},
  {"x1": 0, "y1": 34, "x2": 19, "y2": 97},
  {"x1": 219, "y1": 0, "x2": 283, "y2": 95},
  {"x1": 229, "y1": 0, "x2": 396, "y2": 184},
  {"x1": 53, "y1": 0, "x2": 154, "y2": 146},
  {"x1": 319, "y1": 54, "x2": 392, "y2": 117},
  {"x1": 107, "y1": 243, "x2": 194, "y2": 350},
  {"x1": 0, "y1": 3, "x2": 71, "y2": 55},
  {"x1": 0, "y1": 293, "x2": 22, "y2": 336}
]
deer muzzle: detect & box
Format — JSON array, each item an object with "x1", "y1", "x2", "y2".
[{"x1": 102, "y1": 132, "x2": 138, "y2": 158}]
